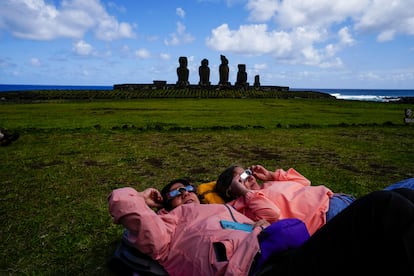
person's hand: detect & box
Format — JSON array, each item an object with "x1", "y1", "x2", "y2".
[
  {"x1": 228, "y1": 179, "x2": 249, "y2": 198},
  {"x1": 253, "y1": 219, "x2": 270, "y2": 229},
  {"x1": 141, "y1": 188, "x2": 163, "y2": 209},
  {"x1": 250, "y1": 165, "x2": 274, "y2": 181}
]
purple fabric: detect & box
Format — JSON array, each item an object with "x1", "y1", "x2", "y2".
[{"x1": 255, "y1": 218, "x2": 310, "y2": 271}]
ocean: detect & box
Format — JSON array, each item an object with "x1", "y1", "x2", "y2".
[
  {"x1": 0, "y1": 84, "x2": 113, "y2": 92},
  {"x1": 1, "y1": 84, "x2": 414, "y2": 102},
  {"x1": 291, "y1": 88, "x2": 414, "y2": 102}
]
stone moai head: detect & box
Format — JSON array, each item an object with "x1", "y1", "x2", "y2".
[
  {"x1": 201, "y1": 58, "x2": 209, "y2": 66},
  {"x1": 178, "y1": 56, "x2": 188, "y2": 68}
]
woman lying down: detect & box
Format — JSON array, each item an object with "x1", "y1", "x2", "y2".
[{"x1": 108, "y1": 177, "x2": 414, "y2": 275}]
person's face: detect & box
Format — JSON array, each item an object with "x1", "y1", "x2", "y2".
[
  {"x1": 168, "y1": 182, "x2": 200, "y2": 209},
  {"x1": 233, "y1": 166, "x2": 257, "y2": 190}
]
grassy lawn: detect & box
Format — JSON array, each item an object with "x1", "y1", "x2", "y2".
[{"x1": 1, "y1": 97, "x2": 413, "y2": 275}]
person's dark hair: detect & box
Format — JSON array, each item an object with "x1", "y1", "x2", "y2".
[
  {"x1": 215, "y1": 165, "x2": 239, "y2": 202},
  {"x1": 161, "y1": 178, "x2": 192, "y2": 211}
]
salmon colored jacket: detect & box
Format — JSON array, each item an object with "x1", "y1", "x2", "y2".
[
  {"x1": 229, "y1": 168, "x2": 334, "y2": 235},
  {"x1": 108, "y1": 187, "x2": 262, "y2": 276}
]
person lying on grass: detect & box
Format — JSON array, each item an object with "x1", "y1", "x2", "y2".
[
  {"x1": 108, "y1": 178, "x2": 414, "y2": 275},
  {"x1": 215, "y1": 164, "x2": 414, "y2": 235}
]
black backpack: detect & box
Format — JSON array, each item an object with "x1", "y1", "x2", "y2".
[{"x1": 107, "y1": 230, "x2": 169, "y2": 276}]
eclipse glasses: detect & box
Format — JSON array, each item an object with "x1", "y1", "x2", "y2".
[
  {"x1": 240, "y1": 169, "x2": 252, "y2": 181},
  {"x1": 166, "y1": 185, "x2": 196, "y2": 200}
]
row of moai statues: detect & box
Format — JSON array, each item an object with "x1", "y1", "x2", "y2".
[{"x1": 176, "y1": 55, "x2": 260, "y2": 89}]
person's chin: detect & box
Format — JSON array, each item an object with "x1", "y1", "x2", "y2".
[{"x1": 184, "y1": 199, "x2": 195, "y2": 204}]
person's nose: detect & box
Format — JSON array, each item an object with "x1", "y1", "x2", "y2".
[
  {"x1": 242, "y1": 174, "x2": 252, "y2": 183},
  {"x1": 244, "y1": 175, "x2": 255, "y2": 187}
]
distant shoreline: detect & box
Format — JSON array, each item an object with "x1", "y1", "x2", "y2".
[
  {"x1": 393, "y1": 96, "x2": 414, "y2": 104},
  {"x1": 1, "y1": 85, "x2": 414, "y2": 103}
]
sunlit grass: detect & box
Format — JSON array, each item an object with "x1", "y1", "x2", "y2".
[{"x1": 1, "y1": 96, "x2": 413, "y2": 275}]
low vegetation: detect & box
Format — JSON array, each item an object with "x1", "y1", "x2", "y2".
[
  {"x1": 1, "y1": 90, "x2": 413, "y2": 275},
  {"x1": 0, "y1": 87, "x2": 335, "y2": 102}
]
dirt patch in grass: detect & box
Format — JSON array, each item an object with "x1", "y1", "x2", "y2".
[
  {"x1": 30, "y1": 160, "x2": 64, "y2": 169},
  {"x1": 145, "y1": 157, "x2": 164, "y2": 167}
]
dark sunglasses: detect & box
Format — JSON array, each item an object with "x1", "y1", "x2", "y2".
[{"x1": 167, "y1": 185, "x2": 196, "y2": 200}]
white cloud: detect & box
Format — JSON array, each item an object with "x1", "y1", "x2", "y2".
[
  {"x1": 206, "y1": 23, "x2": 346, "y2": 68},
  {"x1": 246, "y1": 0, "x2": 279, "y2": 22},
  {"x1": 164, "y1": 22, "x2": 195, "y2": 46},
  {"x1": 319, "y1": 57, "x2": 343, "y2": 69},
  {"x1": 358, "y1": 71, "x2": 381, "y2": 81},
  {"x1": 121, "y1": 45, "x2": 130, "y2": 53},
  {"x1": 146, "y1": 35, "x2": 160, "y2": 42},
  {"x1": 254, "y1": 63, "x2": 267, "y2": 70},
  {"x1": 160, "y1": 53, "x2": 170, "y2": 60},
  {"x1": 107, "y1": 1, "x2": 127, "y2": 13},
  {"x1": 209, "y1": 0, "x2": 414, "y2": 68},
  {"x1": 72, "y1": 40, "x2": 94, "y2": 56},
  {"x1": 176, "y1": 8, "x2": 185, "y2": 18},
  {"x1": 338, "y1": 27, "x2": 354, "y2": 46},
  {"x1": 224, "y1": 0, "x2": 414, "y2": 69},
  {"x1": 30, "y1": 58, "x2": 41, "y2": 66},
  {"x1": 272, "y1": 0, "x2": 366, "y2": 29},
  {"x1": 377, "y1": 30, "x2": 396, "y2": 42},
  {"x1": 135, "y1": 48, "x2": 151, "y2": 59},
  {"x1": 358, "y1": 69, "x2": 414, "y2": 83},
  {"x1": 391, "y1": 72, "x2": 414, "y2": 82},
  {"x1": 245, "y1": 0, "x2": 414, "y2": 41},
  {"x1": 206, "y1": 24, "x2": 292, "y2": 55},
  {"x1": 95, "y1": 19, "x2": 135, "y2": 41},
  {"x1": 0, "y1": 0, "x2": 136, "y2": 41},
  {"x1": 354, "y1": 0, "x2": 414, "y2": 40}
]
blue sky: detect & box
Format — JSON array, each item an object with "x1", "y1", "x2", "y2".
[{"x1": 1, "y1": 0, "x2": 414, "y2": 89}]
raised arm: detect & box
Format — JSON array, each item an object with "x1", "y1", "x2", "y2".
[
  {"x1": 273, "y1": 168, "x2": 311, "y2": 186},
  {"x1": 228, "y1": 180, "x2": 282, "y2": 223},
  {"x1": 251, "y1": 165, "x2": 310, "y2": 186},
  {"x1": 108, "y1": 187, "x2": 172, "y2": 259},
  {"x1": 233, "y1": 190, "x2": 282, "y2": 223}
]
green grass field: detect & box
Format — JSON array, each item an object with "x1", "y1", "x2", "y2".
[{"x1": 1, "y1": 96, "x2": 413, "y2": 275}]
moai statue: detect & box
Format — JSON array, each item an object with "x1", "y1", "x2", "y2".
[
  {"x1": 218, "y1": 55, "x2": 231, "y2": 87},
  {"x1": 198, "y1": 58, "x2": 211, "y2": 86},
  {"x1": 404, "y1": 108, "x2": 414, "y2": 124},
  {"x1": 253, "y1": 75, "x2": 260, "y2": 89},
  {"x1": 235, "y1": 64, "x2": 248, "y2": 89},
  {"x1": 176, "y1": 56, "x2": 189, "y2": 87}
]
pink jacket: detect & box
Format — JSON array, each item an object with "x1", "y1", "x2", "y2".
[
  {"x1": 229, "y1": 168, "x2": 333, "y2": 235},
  {"x1": 108, "y1": 187, "x2": 262, "y2": 276}
]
